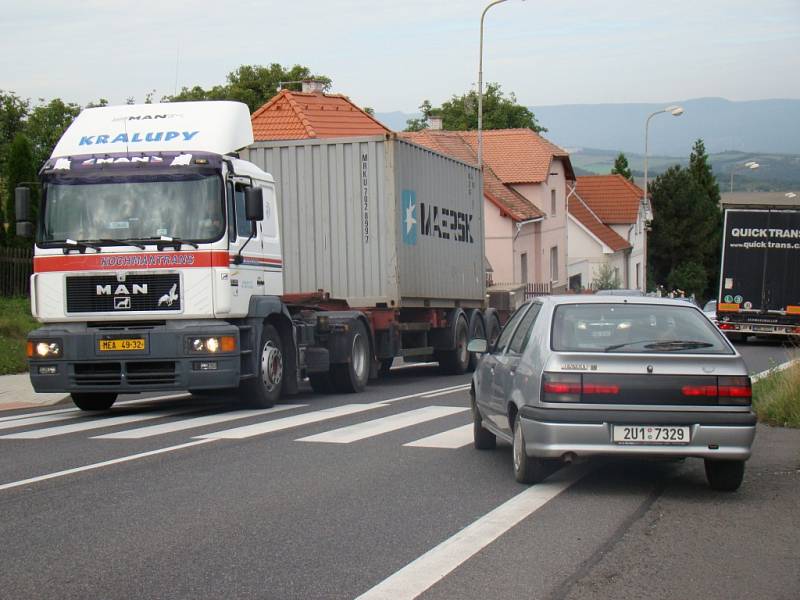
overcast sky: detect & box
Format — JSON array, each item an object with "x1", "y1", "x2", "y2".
[{"x1": 2, "y1": 0, "x2": 798, "y2": 112}]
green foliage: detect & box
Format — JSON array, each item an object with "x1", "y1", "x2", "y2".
[
  {"x1": 611, "y1": 152, "x2": 632, "y2": 180},
  {"x1": 591, "y1": 263, "x2": 621, "y2": 290},
  {"x1": 665, "y1": 261, "x2": 706, "y2": 298},
  {"x1": 752, "y1": 361, "x2": 800, "y2": 428},
  {"x1": 647, "y1": 165, "x2": 719, "y2": 297},
  {"x1": 405, "y1": 84, "x2": 545, "y2": 133},
  {"x1": 0, "y1": 90, "x2": 30, "y2": 173},
  {"x1": 165, "y1": 64, "x2": 332, "y2": 113},
  {"x1": 688, "y1": 139, "x2": 723, "y2": 286},
  {"x1": 0, "y1": 296, "x2": 39, "y2": 375},
  {"x1": 25, "y1": 98, "x2": 81, "y2": 169},
  {"x1": 4, "y1": 133, "x2": 38, "y2": 245}
]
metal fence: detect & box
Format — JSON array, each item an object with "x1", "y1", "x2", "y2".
[
  {"x1": 0, "y1": 247, "x2": 33, "y2": 296},
  {"x1": 486, "y1": 280, "x2": 552, "y2": 299}
]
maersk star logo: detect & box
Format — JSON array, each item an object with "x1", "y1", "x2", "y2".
[{"x1": 402, "y1": 189, "x2": 417, "y2": 245}]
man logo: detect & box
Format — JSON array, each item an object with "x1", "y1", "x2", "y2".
[{"x1": 114, "y1": 297, "x2": 131, "y2": 310}]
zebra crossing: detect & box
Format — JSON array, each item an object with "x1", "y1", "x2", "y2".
[{"x1": 0, "y1": 384, "x2": 474, "y2": 449}]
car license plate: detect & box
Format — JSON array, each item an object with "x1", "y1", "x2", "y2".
[
  {"x1": 98, "y1": 338, "x2": 146, "y2": 352},
  {"x1": 613, "y1": 425, "x2": 690, "y2": 444},
  {"x1": 751, "y1": 326, "x2": 772, "y2": 332}
]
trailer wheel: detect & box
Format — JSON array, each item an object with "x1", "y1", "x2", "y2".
[
  {"x1": 332, "y1": 320, "x2": 370, "y2": 393},
  {"x1": 241, "y1": 324, "x2": 283, "y2": 408},
  {"x1": 438, "y1": 315, "x2": 470, "y2": 375},
  {"x1": 485, "y1": 311, "x2": 502, "y2": 347},
  {"x1": 71, "y1": 393, "x2": 117, "y2": 411},
  {"x1": 467, "y1": 311, "x2": 486, "y2": 371}
]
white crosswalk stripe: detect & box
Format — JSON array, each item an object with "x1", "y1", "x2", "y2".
[
  {"x1": 0, "y1": 410, "x2": 193, "y2": 439},
  {"x1": 91, "y1": 405, "x2": 306, "y2": 439},
  {"x1": 404, "y1": 424, "x2": 473, "y2": 449},
  {"x1": 297, "y1": 406, "x2": 469, "y2": 444},
  {"x1": 0, "y1": 413, "x2": 80, "y2": 432},
  {"x1": 194, "y1": 403, "x2": 388, "y2": 440}
]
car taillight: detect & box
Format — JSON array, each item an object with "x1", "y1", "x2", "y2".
[
  {"x1": 718, "y1": 323, "x2": 735, "y2": 330},
  {"x1": 717, "y1": 376, "x2": 752, "y2": 405},
  {"x1": 681, "y1": 385, "x2": 718, "y2": 396},
  {"x1": 582, "y1": 384, "x2": 620, "y2": 395},
  {"x1": 542, "y1": 373, "x2": 581, "y2": 402}
]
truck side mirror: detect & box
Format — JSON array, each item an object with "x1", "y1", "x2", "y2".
[
  {"x1": 245, "y1": 188, "x2": 264, "y2": 221},
  {"x1": 15, "y1": 187, "x2": 33, "y2": 238}
]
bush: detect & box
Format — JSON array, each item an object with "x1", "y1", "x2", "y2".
[
  {"x1": 0, "y1": 296, "x2": 38, "y2": 375},
  {"x1": 752, "y1": 360, "x2": 800, "y2": 428}
]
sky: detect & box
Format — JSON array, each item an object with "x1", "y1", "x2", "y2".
[{"x1": 2, "y1": 0, "x2": 799, "y2": 113}]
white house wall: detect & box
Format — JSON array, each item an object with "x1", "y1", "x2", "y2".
[{"x1": 484, "y1": 199, "x2": 514, "y2": 283}]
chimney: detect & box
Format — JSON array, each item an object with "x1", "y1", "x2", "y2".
[
  {"x1": 301, "y1": 80, "x2": 326, "y2": 94},
  {"x1": 428, "y1": 115, "x2": 443, "y2": 130}
]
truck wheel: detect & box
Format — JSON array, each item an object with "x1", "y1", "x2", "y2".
[
  {"x1": 471, "y1": 390, "x2": 495, "y2": 450},
  {"x1": 71, "y1": 393, "x2": 117, "y2": 411},
  {"x1": 485, "y1": 312, "x2": 502, "y2": 347},
  {"x1": 512, "y1": 413, "x2": 546, "y2": 484},
  {"x1": 332, "y1": 321, "x2": 370, "y2": 393},
  {"x1": 438, "y1": 315, "x2": 470, "y2": 375},
  {"x1": 704, "y1": 459, "x2": 745, "y2": 491},
  {"x1": 467, "y1": 311, "x2": 487, "y2": 372},
  {"x1": 241, "y1": 324, "x2": 284, "y2": 408},
  {"x1": 309, "y1": 372, "x2": 334, "y2": 394}
]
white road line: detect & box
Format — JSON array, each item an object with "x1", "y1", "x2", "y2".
[
  {"x1": 92, "y1": 405, "x2": 306, "y2": 439},
  {"x1": 0, "y1": 410, "x2": 194, "y2": 440},
  {"x1": 0, "y1": 406, "x2": 78, "y2": 423},
  {"x1": 404, "y1": 424, "x2": 473, "y2": 449},
  {"x1": 0, "y1": 412, "x2": 80, "y2": 431},
  {"x1": 194, "y1": 403, "x2": 388, "y2": 440},
  {"x1": 297, "y1": 406, "x2": 469, "y2": 444},
  {"x1": 422, "y1": 385, "x2": 469, "y2": 399},
  {"x1": 751, "y1": 358, "x2": 799, "y2": 382},
  {"x1": 355, "y1": 464, "x2": 589, "y2": 600},
  {"x1": 0, "y1": 440, "x2": 214, "y2": 492},
  {"x1": 379, "y1": 384, "x2": 470, "y2": 405}
]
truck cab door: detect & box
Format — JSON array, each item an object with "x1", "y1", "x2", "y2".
[{"x1": 227, "y1": 180, "x2": 263, "y2": 312}]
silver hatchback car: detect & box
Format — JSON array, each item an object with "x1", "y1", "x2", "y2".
[{"x1": 468, "y1": 295, "x2": 756, "y2": 491}]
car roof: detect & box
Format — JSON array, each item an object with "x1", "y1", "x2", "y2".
[{"x1": 539, "y1": 295, "x2": 704, "y2": 308}]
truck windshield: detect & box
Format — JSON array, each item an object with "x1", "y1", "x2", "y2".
[{"x1": 40, "y1": 174, "x2": 224, "y2": 244}]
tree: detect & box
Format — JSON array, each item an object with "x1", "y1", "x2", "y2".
[
  {"x1": 404, "y1": 100, "x2": 433, "y2": 132},
  {"x1": 405, "y1": 83, "x2": 545, "y2": 132},
  {"x1": 25, "y1": 98, "x2": 81, "y2": 170},
  {"x1": 4, "y1": 133, "x2": 37, "y2": 246},
  {"x1": 165, "y1": 63, "x2": 332, "y2": 113},
  {"x1": 647, "y1": 165, "x2": 719, "y2": 297},
  {"x1": 611, "y1": 152, "x2": 632, "y2": 180},
  {"x1": 666, "y1": 261, "x2": 707, "y2": 299},
  {"x1": 688, "y1": 139, "x2": 723, "y2": 298},
  {"x1": 592, "y1": 263, "x2": 621, "y2": 290},
  {"x1": 0, "y1": 90, "x2": 30, "y2": 174}
]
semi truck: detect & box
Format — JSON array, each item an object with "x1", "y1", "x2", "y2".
[
  {"x1": 17, "y1": 101, "x2": 496, "y2": 411},
  {"x1": 716, "y1": 203, "x2": 800, "y2": 341}
]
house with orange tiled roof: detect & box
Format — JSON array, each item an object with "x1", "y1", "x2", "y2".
[
  {"x1": 567, "y1": 174, "x2": 647, "y2": 291},
  {"x1": 251, "y1": 82, "x2": 391, "y2": 141},
  {"x1": 400, "y1": 125, "x2": 575, "y2": 290}
]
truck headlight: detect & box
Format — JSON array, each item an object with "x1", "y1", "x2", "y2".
[
  {"x1": 27, "y1": 340, "x2": 62, "y2": 359},
  {"x1": 186, "y1": 336, "x2": 236, "y2": 354}
]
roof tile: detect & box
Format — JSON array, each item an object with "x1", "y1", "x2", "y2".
[
  {"x1": 574, "y1": 175, "x2": 643, "y2": 224},
  {"x1": 568, "y1": 195, "x2": 631, "y2": 252}
]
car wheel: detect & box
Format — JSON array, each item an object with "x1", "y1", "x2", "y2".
[
  {"x1": 471, "y1": 390, "x2": 495, "y2": 450},
  {"x1": 512, "y1": 413, "x2": 546, "y2": 484},
  {"x1": 704, "y1": 459, "x2": 745, "y2": 491},
  {"x1": 467, "y1": 311, "x2": 486, "y2": 372},
  {"x1": 71, "y1": 393, "x2": 117, "y2": 411},
  {"x1": 241, "y1": 324, "x2": 283, "y2": 408},
  {"x1": 332, "y1": 320, "x2": 370, "y2": 393},
  {"x1": 438, "y1": 316, "x2": 470, "y2": 375}
]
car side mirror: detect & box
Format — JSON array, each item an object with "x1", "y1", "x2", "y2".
[
  {"x1": 245, "y1": 188, "x2": 264, "y2": 221},
  {"x1": 467, "y1": 338, "x2": 488, "y2": 354}
]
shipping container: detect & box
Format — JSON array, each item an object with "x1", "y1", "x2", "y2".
[{"x1": 244, "y1": 135, "x2": 485, "y2": 309}]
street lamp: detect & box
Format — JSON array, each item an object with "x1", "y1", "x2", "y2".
[
  {"x1": 642, "y1": 105, "x2": 683, "y2": 291},
  {"x1": 478, "y1": 0, "x2": 519, "y2": 171},
  {"x1": 729, "y1": 161, "x2": 759, "y2": 193}
]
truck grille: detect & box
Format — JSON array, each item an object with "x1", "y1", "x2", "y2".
[
  {"x1": 66, "y1": 274, "x2": 181, "y2": 313},
  {"x1": 73, "y1": 361, "x2": 176, "y2": 386}
]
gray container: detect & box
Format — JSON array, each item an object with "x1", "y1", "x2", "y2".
[{"x1": 244, "y1": 135, "x2": 484, "y2": 308}]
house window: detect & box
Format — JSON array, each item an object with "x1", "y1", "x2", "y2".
[
  {"x1": 520, "y1": 253, "x2": 528, "y2": 283},
  {"x1": 550, "y1": 246, "x2": 558, "y2": 282},
  {"x1": 550, "y1": 190, "x2": 556, "y2": 216}
]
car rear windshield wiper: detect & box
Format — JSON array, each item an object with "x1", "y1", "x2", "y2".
[{"x1": 604, "y1": 339, "x2": 714, "y2": 352}]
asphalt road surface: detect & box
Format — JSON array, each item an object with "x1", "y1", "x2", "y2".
[{"x1": 0, "y1": 345, "x2": 797, "y2": 600}]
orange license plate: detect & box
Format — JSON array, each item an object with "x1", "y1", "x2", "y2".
[{"x1": 98, "y1": 338, "x2": 145, "y2": 352}]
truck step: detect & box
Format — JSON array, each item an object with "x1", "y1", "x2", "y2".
[{"x1": 400, "y1": 347, "x2": 434, "y2": 357}]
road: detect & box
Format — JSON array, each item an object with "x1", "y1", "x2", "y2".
[{"x1": 0, "y1": 344, "x2": 797, "y2": 600}]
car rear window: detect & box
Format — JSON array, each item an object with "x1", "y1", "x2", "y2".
[{"x1": 551, "y1": 303, "x2": 734, "y2": 354}]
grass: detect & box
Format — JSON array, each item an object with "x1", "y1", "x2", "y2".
[
  {"x1": 752, "y1": 360, "x2": 800, "y2": 428},
  {"x1": 0, "y1": 296, "x2": 39, "y2": 375}
]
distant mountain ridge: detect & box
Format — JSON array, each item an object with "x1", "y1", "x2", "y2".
[{"x1": 375, "y1": 98, "x2": 800, "y2": 156}]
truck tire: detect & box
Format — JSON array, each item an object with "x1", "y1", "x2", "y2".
[
  {"x1": 704, "y1": 459, "x2": 745, "y2": 491},
  {"x1": 471, "y1": 389, "x2": 495, "y2": 450},
  {"x1": 331, "y1": 320, "x2": 370, "y2": 393},
  {"x1": 309, "y1": 372, "x2": 335, "y2": 394},
  {"x1": 71, "y1": 393, "x2": 117, "y2": 411},
  {"x1": 241, "y1": 324, "x2": 284, "y2": 408},
  {"x1": 438, "y1": 315, "x2": 470, "y2": 375},
  {"x1": 485, "y1": 310, "x2": 502, "y2": 347},
  {"x1": 467, "y1": 310, "x2": 487, "y2": 371}
]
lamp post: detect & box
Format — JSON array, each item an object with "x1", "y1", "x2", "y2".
[
  {"x1": 478, "y1": 0, "x2": 513, "y2": 172},
  {"x1": 642, "y1": 105, "x2": 683, "y2": 291},
  {"x1": 729, "y1": 161, "x2": 759, "y2": 193}
]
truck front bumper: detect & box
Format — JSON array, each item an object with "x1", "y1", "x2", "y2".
[
  {"x1": 518, "y1": 406, "x2": 757, "y2": 461},
  {"x1": 28, "y1": 320, "x2": 241, "y2": 394}
]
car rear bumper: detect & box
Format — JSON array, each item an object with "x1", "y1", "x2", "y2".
[{"x1": 518, "y1": 406, "x2": 756, "y2": 460}]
